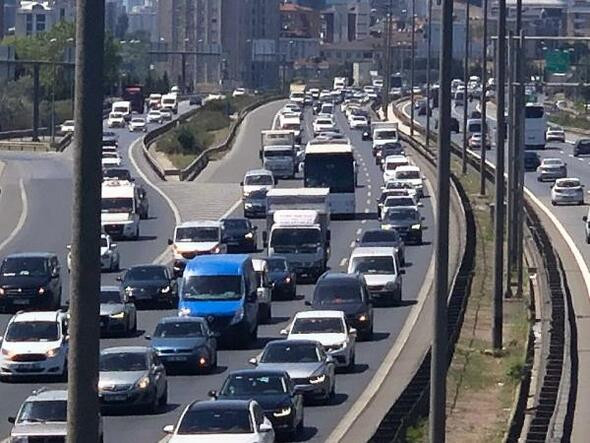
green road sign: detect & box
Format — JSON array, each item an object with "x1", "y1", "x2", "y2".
[{"x1": 545, "y1": 50, "x2": 571, "y2": 74}]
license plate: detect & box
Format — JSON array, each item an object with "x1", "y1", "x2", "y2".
[
  {"x1": 167, "y1": 356, "x2": 188, "y2": 362},
  {"x1": 19, "y1": 363, "x2": 40, "y2": 370},
  {"x1": 105, "y1": 394, "x2": 127, "y2": 402},
  {"x1": 13, "y1": 299, "x2": 30, "y2": 305}
]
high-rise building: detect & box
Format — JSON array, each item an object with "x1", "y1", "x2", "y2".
[{"x1": 321, "y1": 0, "x2": 370, "y2": 43}]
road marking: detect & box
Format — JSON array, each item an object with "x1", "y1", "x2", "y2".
[
  {"x1": 366, "y1": 199, "x2": 371, "y2": 205},
  {"x1": 0, "y1": 179, "x2": 28, "y2": 254},
  {"x1": 219, "y1": 198, "x2": 243, "y2": 220},
  {"x1": 349, "y1": 241, "x2": 355, "y2": 248},
  {"x1": 361, "y1": 219, "x2": 367, "y2": 224},
  {"x1": 367, "y1": 183, "x2": 372, "y2": 190},
  {"x1": 579, "y1": 158, "x2": 585, "y2": 162},
  {"x1": 364, "y1": 208, "x2": 370, "y2": 213},
  {"x1": 367, "y1": 191, "x2": 372, "y2": 197},
  {"x1": 339, "y1": 257, "x2": 348, "y2": 267},
  {"x1": 560, "y1": 150, "x2": 564, "y2": 154},
  {"x1": 569, "y1": 154, "x2": 574, "y2": 158},
  {"x1": 356, "y1": 228, "x2": 362, "y2": 235}
]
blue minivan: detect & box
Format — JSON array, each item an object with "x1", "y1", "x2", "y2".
[{"x1": 178, "y1": 254, "x2": 259, "y2": 347}]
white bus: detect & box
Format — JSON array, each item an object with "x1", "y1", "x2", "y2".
[
  {"x1": 304, "y1": 142, "x2": 356, "y2": 217},
  {"x1": 524, "y1": 103, "x2": 547, "y2": 150}
]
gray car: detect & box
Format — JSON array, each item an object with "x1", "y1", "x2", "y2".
[
  {"x1": 146, "y1": 316, "x2": 218, "y2": 373},
  {"x1": 381, "y1": 207, "x2": 423, "y2": 245},
  {"x1": 99, "y1": 286, "x2": 137, "y2": 337},
  {"x1": 98, "y1": 346, "x2": 168, "y2": 413},
  {"x1": 9, "y1": 388, "x2": 104, "y2": 442},
  {"x1": 249, "y1": 339, "x2": 335, "y2": 404}
]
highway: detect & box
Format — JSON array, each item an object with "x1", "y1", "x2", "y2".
[{"x1": 0, "y1": 101, "x2": 438, "y2": 442}]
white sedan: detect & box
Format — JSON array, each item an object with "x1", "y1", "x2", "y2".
[
  {"x1": 101, "y1": 152, "x2": 122, "y2": 168},
  {"x1": 107, "y1": 112, "x2": 125, "y2": 128},
  {"x1": 60, "y1": 120, "x2": 75, "y2": 133},
  {"x1": 313, "y1": 117, "x2": 337, "y2": 135},
  {"x1": 349, "y1": 115, "x2": 369, "y2": 130},
  {"x1": 551, "y1": 178, "x2": 584, "y2": 205},
  {"x1": 146, "y1": 110, "x2": 163, "y2": 124},
  {"x1": 128, "y1": 118, "x2": 147, "y2": 132},
  {"x1": 546, "y1": 127, "x2": 566, "y2": 143},
  {"x1": 67, "y1": 234, "x2": 120, "y2": 272}
]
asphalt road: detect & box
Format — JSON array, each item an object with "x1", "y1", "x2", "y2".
[{"x1": 0, "y1": 102, "x2": 436, "y2": 443}]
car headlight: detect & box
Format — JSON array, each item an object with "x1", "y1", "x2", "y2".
[
  {"x1": 382, "y1": 224, "x2": 393, "y2": 230},
  {"x1": 0, "y1": 288, "x2": 4, "y2": 295},
  {"x1": 211, "y1": 245, "x2": 221, "y2": 254},
  {"x1": 161, "y1": 285, "x2": 171, "y2": 294},
  {"x1": 284, "y1": 276, "x2": 291, "y2": 284},
  {"x1": 230, "y1": 306, "x2": 244, "y2": 325},
  {"x1": 2, "y1": 348, "x2": 15, "y2": 359},
  {"x1": 125, "y1": 286, "x2": 132, "y2": 293},
  {"x1": 136, "y1": 376, "x2": 150, "y2": 390},
  {"x1": 46, "y1": 347, "x2": 61, "y2": 358},
  {"x1": 178, "y1": 308, "x2": 191, "y2": 317},
  {"x1": 110, "y1": 312, "x2": 125, "y2": 319},
  {"x1": 309, "y1": 374, "x2": 326, "y2": 384},
  {"x1": 38, "y1": 287, "x2": 46, "y2": 295},
  {"x1": 244, "y1": 232, "x2": 254, "y2": 239},
  {"x1": 357, "y1": 313, "x2": 369, "y2": 322},
  {"x1": 411, "y1": 224, "x2": 421, "y2": 230},
  {"x1": 273, "y1": 406, "x2": 292, "y2": 417}
]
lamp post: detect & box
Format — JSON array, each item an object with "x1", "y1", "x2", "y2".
[
  {"x1": 425, "y1": 0, "x2": 433, "y2": 151},
  {"x1": 410, "y1": 0, "x2": 416, "y2": 136},
  {"x1": 50, "y1": 38, "x2": 57, "y2": 144},
  {"x1": 462, "y1": 0, "x2": 470, "y2": 174}
]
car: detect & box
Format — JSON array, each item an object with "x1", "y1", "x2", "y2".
[
  {"x1": 392, "y1": 165, "x2": 425, "y2": 197},
  {"x1": 241, "y1": 169, "x2": 275, "y2": 217},
  {"x1": 551, "y1": 178, "x2": 584, "y2": 206},
  {"x1": 583, "y1": 211, "x2": 590, "y2": 243},
  {"x1": 0, "y1": 253, "x2": 62, "y2": 310},
  {"x1": 249, "y1": 339, "x2": 336, "y2": 403},
  {"x1": 573, "y1": 138, "x2": 590, "y2": 156},
  {"x1": 252, "y1": 258, "x2": 273, "y2": 324},
  {"x1": 60, "y1": 120, "x2": 75, "y2": 134},
  {"x1": 312, "y1": 116, "x2": 337, "y2": 135},
  {"x1": 98, "y1": 346, "x2": 168, "y2": 412},
  {"x1": 375, "y1": 142, "x2": 405, "y2": 166},
  {"x1": 188, "y1": 94, "x2": 203, "y2": 106},
  {"x1": 381, "y1": 207, "x2": 423, "y2": 244},
  {"x1": 524, "y1": 151, "x2": 541, "y2": 171},
  {"x1": 356, "y1": 229, "x2": 406, "y2": 265},
  {"x1": 470, "y1": 110, "x2": 482, "y2": 119},
  {"x1": 135, "y1": 184, "x2": 150, "y2": 220},
  {"x1": 281, "y1": 310, "x2": 356, "y2": 370},
  {"x1": 119, "y1": 265, "x2": 177, "y2": 307},
  {"x1": 162, "y1": 399, "x2": 275, "y2": 443},
  {"x1": 266, "y1": 256, "x2": 296, "y2": 299},
  {"x1": 380, "y1": 196, "x2": 421, "y2": 221},
  {"x1": 221, "y1": 218, "x2": 257, "y2": 252},
  {"x1": 67, "y1": 233, "x2": 119, "y2": 273},
  {"x1": 309, "y1": 272, "x2": 374, "y2": 340},
  {"x1": 146, "y1": 110, "x2": 163, "y2": 124},
  {"x1": 211, "y1": 370, "x2": 304, "y2": 438},
  {"x1": 107, "y1": 112, "x2": 125, "y2": 128},
  {"x1": 97, "y1": 285, "x2": 137, "y2": 337},
  {"x1": 160, "y1": 108, "x2": 173, "y2": 121},
  {"x1": 348, "y1": 246, "x2": 404, "y2": 306},
  {"x1": 382, "y1": 155, "x2": 411, "y2": 182},
  {"x1": 0, "y1": 310, "x2": 69, "y2": 380},
  {"x1": 147, "y1": 316, "x2": 217, "y2": 373},
  {"x1": 9, "y1": 389, "x2": 104, "y2": 442},
  {"x1": 103, "y1": 167, "x2": 132, "y2": 182},
  {"x1": 381, "y1": 179, "x2": 418, "y2": 201},
  {"x1": 233, "y1": 88, "x2": 247, "y2": 97},
  {"x1": 468, "y1": 132, "x2": 491, "y2": 150},
  {"x1": 128, "y1": 117, "x2": 147, "y2": 132},
  {"x1": 101, "y1": 152, "x2": 122, "y2": 168},
  {"x1": 537, "y1": 158, "x2": 567, "y2": 182},
  {"x1": 349, "y1": 115, "x2": 369, "y2": 130}
]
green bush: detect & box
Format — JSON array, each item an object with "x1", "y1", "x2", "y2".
[{"x1": 176, "y1": 127, "x2": 195, "y2": 154}]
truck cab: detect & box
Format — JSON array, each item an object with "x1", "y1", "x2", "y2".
[
  {"x1": 261, "y1": 146, "x2": 296, "y2": 179},
  {"x1": 111, "y1": 101, "x2": 132, "y2": 122},
  {"x1": 369, "y1": 123, "x2": 399, "y2": 155},
  {"x1": 101, "y1": 180, "x2": 141, "y2": 240},
  {"x1": 161, "y1": 93, "x2": 178, "y2": 114}
]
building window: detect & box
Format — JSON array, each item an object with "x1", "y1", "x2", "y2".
[
  {"x1": 25, "y1": 13, "x2": 33, "y2": 34},
  {"x1": 36, "y1": 14, "x2": 46, "y2": 32},
  {"x1": 60, "y1": 8, "x2": 65, "y2": 20}
]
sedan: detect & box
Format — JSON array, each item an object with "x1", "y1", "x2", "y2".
[
  {"x1": 349, "y1": 115, "x2": 369, "y2": 130},
  {"x1": 212, "y1": 369, "x2": 304, "y2": 438},
  {"x1": 546, "y1": 127, "x2": 566, "y2": 143},
  {"x1": 266, "y1": 256, "x2": 296, "y2": 299},
  {"x1": 537, "y1": 158, "x2": 567, "y2": 182},
  {"x1": 101, "y1": 152, "x2": 122, "y2": 168},
  {"x1": 119, "y1": 265, "x2": 177, "y2": 308},
  {"x1": 551, "y1": 178, "x2": 584, "y2": 206},
  {"x1": 146, "y1": 110, "x2": 163, "y2": 124},
  {"x1": 67, "y1": 233, "x2": 119, "y2": 272},
  {"x1": 128, "y1": 118, "x2": 147, "y2": 132},
  {"x1": 220, "y1": 218, "x2": 257, "y2": 252},
  {"x1": 99, "y1": 286, "x2": 137, "y2": 337},
  {"x1": 250, "y1": 340, "x2": 336, "y2": 403},
  {"x1": 573, "y1": 138, "x2": 590, "y2": 156},
  {"x1": 468, "y1": 132, "x2": 491, "y2": 150},
  {"x1": 98, "y1": 346, "x2": 168, "y2": 413},
  {"x1": 60, "y1": 120, "x2": 75, "y2": 134},
  {"x1": 163, "y1": 399, "x2": 275, "y2": 443}
]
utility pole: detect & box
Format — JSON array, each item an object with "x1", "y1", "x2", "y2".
[
  {"x1": 410, "y1": 0, "x2": 416, "y2": 136},
  {"x1": 425, "y1": 0, "x2": 433, "y2": 150},
  {"x1": 32, "y1": 64, "x2": 39, "y2": 142},
  {"x1": 462, "y1": 0, "x2": 470, "y2": 174},
  {"x1": 430, "y1": 0, "x2": 453, "y2": 440},
  {"x1": 66, "y1": 0, "x2": 104, "y2": 439},
  {"x1": 493, "y1": 0, "x2": 507, "y2": 351},
  {"x1": 383, "y1": 1, "x2": 393, "y2": 119},
  {"x1": 515, "y1": 30, "x2": 526, "y2": 297},
  {"x1": 506, "y1": 31, "x2": 515, "y2": 299},
  {"x1": 479, "y1": 0, "x2": 489, "y2": 195}
]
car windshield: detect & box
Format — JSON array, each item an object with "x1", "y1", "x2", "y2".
[
  {"x1": 182, "y1": 275, "x2": 242, "y2": 301},
  {"x1": 221, "y1": 374, "x2": 287, "y2": 396},
  {"x1": 395, "y1": 170, "x2": 420, "y2": 180},
  {"x1": 101, "y1": 197, "x2": 133, "y2": 213},
  {"x1": 103, "y1": 169, "x2": 131, "y2": 181},
  {"x1": 558, "y1": 180, "x2": 580, "y2": 188},
  {"x1": 383, "y1": 208, "x2": 419, "y2": 222},
  {"x1": 375, "y1": 130, "x2": 397, "y2": 139},
  {"x1": 131, "y1": 119, "x2": 144, "y2": 123},
  {"x1": 361, "y1": 230, "x2": 399, "y2": 243},
  {"x1": 100, "y1": 237, "x2": 108, "y2": 247},
  {"x1": 386, "y1": 161, "x2": 407, "y2": 170},
  {"x1": 17, "y1": 400, "x2": 67, "y2": 423},
  {"x1": 544, "y1": 159, "x2": 563, "y2": 166},
  {"x1": 223, "y1": 220, "x2": 249, "y2": 231},
  {"x1": 266, "y1": 258, "x2": 287, "y2": 272},
  {"x1": 304, "y1": 153, "x2": 355, "y2": 193},
  {"x1": 245, "y1": 175, "x2": 273, "y2": 186},
  {"x1": 261, "y1": 343, "x2": 321, "y2": 363},
  {"x1": 177, "y1": 408, "x2": 253, "y2": 435},
  {"x1": 1, "y1": 257, "x2": 49, "y2": 277},
  {"x1": 385, "y1": 197, "x2": 415, "y2": 207},
  {"x1": 100, "y1": 290, "x2": 122, "y2": 304},
  {"x1": 351, "y1": 256, "x2": 395, "y2": 274},
  {"x1": 102, "y1": 153, "x2": 118, "y2": 159},
  {"x1": 154, "y1": 321, "x2": 204, "y2": 338},
  {"x1": 100, "y1": 352, "x2": 147, "y2": 372},
  {"x1": 316, "y1": 119, "x2": 333, "y2": 125},
  {"x1": 314, "y1": 282, "x2": 362, "y2": 305},
  {"x1": 264, "y1": 149, "x2": 293, "y2": 158},
  {"x1": 5, "y1": 321, "x2": 59, "y2": 342},
  {"x1": 175, "y1": 227, "x2": 219, "y2": 242},
  {"x1": 291, "y1": 317, "x2": 344, "y2": 334},
  {"x1": 270, "y1": 229, "x2": 321, "y2": 253},
  {"x1": 125, "y1": 266, "x2": 167, "y2": 282},
  {"x1": 525, "y1": 152, "x2": 539, "y2": 160}
]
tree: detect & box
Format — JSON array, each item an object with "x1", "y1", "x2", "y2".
[{"x1": 115, "y1": 14, "x2": 129, "y2": 40}]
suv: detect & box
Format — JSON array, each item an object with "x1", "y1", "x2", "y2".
[
  {"x1": 9, "y1": 389, "x2": 104, "y2": 442},
  {"x1": 0, "y1": 310, "x2": 69, "y2": 380},
  {"x1": 0, "y1": 253, "x2": 62, "y2": 311}
]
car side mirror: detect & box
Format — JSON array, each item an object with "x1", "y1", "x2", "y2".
[
  {"x1": 162, "y1": 424, "x2": 174, "y2": 434},
  {"x1": 304, "y1": 300, "x2": 312, "y2": 306},
  {"x1": 262, "y1": 231, "x2": 268, "y2": 247},
  {"x1": 7, "y1": 417, "x2": 15, "y2": 424},
  {"x1": 208, "y1": 390, "x2": 217, "y2": 398},
  {"x1": 116, "y1": 276, "x2": 123, "y2": 282},
  {"x1": 167, "y1": 238, "x2": 173, "y2": 246},
  {"x1": 258, "y1": 151, "x2": 262, "y2": 160},
  {"x1": 583, "y1": 216, "x2": 588, "y2": 222},
  {"x1": 248, "y1": 357, "x2": 258, "y2": 366},
  {"x1": 279, "y1": 328, "x2": 288, "y2": 336},
  {"x1": 400, "y1": 269, "x2": 406, "y2": 275},
  {"x1": 145, "y1": 335, "x2": 151, "y2": 340},
  {"x1": 260, "y1": 422, "x2": 273, "y2": 433},
  {"x1": 240, "y1": 181, "x2": 244, "y2": 186},
  {"x1": 349, "y1": 327, "x2": 357, "y2": 337},
  {"x1": 111, "y1": 243, "x2": 118, "y2": 249}
]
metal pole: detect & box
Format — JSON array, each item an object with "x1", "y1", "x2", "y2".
[
  {"x1": 425, "y1": 0, "x2": 433, "y2": 150},
  {"x1": 383, "y1": 4, "x2": 392, "y2": 119},
  {"x1": 32, "y1": 63, "x2": 39, "y2": 142},
  {"x1": 51, "y1": 62, "x2": 56, "y2": 144},
  {"x1": 410, "y1": 0, "x2": 416, "y2": 136},
  {"x1": 479, "y1": 0, "x2": 489, "y2": 195},
  {"x1": 515, "y1": 30, "x2": 525, "y2": 297},
  {"x1": 506, "y1": 31, "x2": 515, "y2": 298},
  {"x1": 462, "y1": 0, "x2": 470, "y2": 173},
  {"x1": 430, "y1": 0, "x2": 453, "y2": 438},
  {"x1": 181, "y1": 53, "x2": 186, "y2": 93},
  {"x1": 493, "y1": 0, "x2": 507, "y2": 351},
  {"x1": 66, "y1": 0, "x2": 104, "y2": 437}
]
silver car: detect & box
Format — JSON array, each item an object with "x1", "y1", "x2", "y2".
[
  {"x1": 250, "y1": 339, "x2": 336, "y2": 404},
  {"x1": 537, "y1": 158, "x2": 567, "y2": 182},
  {"x1": 98, "y1": 346, "x2": 168, "y2": 413},
  {"x1": 99, "y1": 286, "x2": 137, "y2": 337}
]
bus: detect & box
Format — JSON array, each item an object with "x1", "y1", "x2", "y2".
[
  {"x1": 524, "y1": 103, "x2": 547, "y2": 150},
  {"x1": 304, "y1": 141, "x2": 356, "y2": 217}
]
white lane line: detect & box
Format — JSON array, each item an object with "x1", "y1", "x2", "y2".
[
  {"x1": 339, "y1": 257, "x2": 347, "y2": 267},
  {"x1": 349, "y1": 241, "x2": 355, "y2": 248},
  {"x1": 361, "y1": 220, "x2": 367, "y2": 224},
  {"x1": 356, "y1": 228, "x2": 362, "y2": 235},
  {"x1": 366, "y1": 199, "x2": 371, "y2": 205},
  {"x1": 219, "y1": 199, "x2": 243, "y2": 220},
  {"x1": 0, "y1": 179, "x2": 28, "y2": 253},
  {"x1": 364, "y1": 208, "x2": 370, "y2": 213},
  {"x1": 569, "y1": 154, "x2": 574, "y2": 158},
  {"x1": 367, "y1": 184, "x2": 372, "y2": 190},
  {"x1": 560, "y1": 150, "x2": 564, "y2": 154},
  {"x1": 365, "y1": 172, "x2": 370, "y2": 178},
  {"x1": 579, "y1": 158, "x2": 585, "y2": 162},
  {"x1": 367, "y1": 191, "x2": 372, "y2": 197}
]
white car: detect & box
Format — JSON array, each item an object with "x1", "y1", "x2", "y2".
[
  {"x1": 551, "y1": 178, "x2": 584, "y2": 205},
  {"x1": 546, "y1": 127, "x2": 566, "y2": 143},
  {"x1": 160, "y1": 109, "x2": 173, "y2": 121},
  {"x1": 313, "y1": 117, "x2": 336, "y2": 135},
  {"x1": 382, "y1": 180, "x2": 418, "y2": 200},
  {"x1": 163, "y1": 399, "x2": 275, "y2": 443},
  {"x1": 233, "y1": 88, "x2": 247, "y2": 97},
  {"x1": 382, "y1": 155, "x2": 411, "y2": 182},
  {"x1": 101, "y1": 152, "x2": 122, "y2": 168},
  {"x1": 281, "y1": 310, "x2": 356, "y2": 370},
  {"x1": 128, "y1": 117, "x2": 147, "y2": 132},
  {"x1": 146, "y1": 110, "x2": 163, "y2": 124},
  {"x1": 537, "y1": 158, "x2": 567, "y2": 182},
  {"x1": 349, "y1": 115, "x2": 369, "y2": 130},
  {"x1": 60, "y1": 120, "x2": 75, "y2": 134},
  {"x1": 241, "y1": 169, "x2": 275, "y2": 197},
  {"x1": 0, "y1": 311, "x2": 69, "y2": 380},
  {"x1": 67, "y1": 234, "x2": 120, "y2": 272},
  {"x1": 392, "y1": 165, "x2": 425, "y2": 197},
  {"x1": 107, "y1": 112, "x2": 125, "y2": 128},
  {"x1": 380, "y1": 196, "x2": 421, "y2": 221}
]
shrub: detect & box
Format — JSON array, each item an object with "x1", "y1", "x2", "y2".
[{"x1": 176, "y1": 127, "x2": 195, "y2": 154}]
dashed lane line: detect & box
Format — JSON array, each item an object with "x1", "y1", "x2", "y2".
[{"x1": 0, "y1": 179, "x2": 28, "y2": 254}]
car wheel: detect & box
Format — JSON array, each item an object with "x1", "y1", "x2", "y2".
[
  {"x1": 551, "y1": 200, "x2": 556, "y2": 206},
  {"x1": 587, "y1": 236, "x2": 590, "y2": 245}
]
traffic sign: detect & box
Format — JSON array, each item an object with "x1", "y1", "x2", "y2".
[{"x1": 545, "y1": 50, "x2": 570, "y2": 74}]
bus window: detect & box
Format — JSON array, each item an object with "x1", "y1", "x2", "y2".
[{"x1": 525, "y1": 106, "x2": 544, "y2": 119}]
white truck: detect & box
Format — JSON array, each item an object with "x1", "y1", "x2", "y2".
[
  {"x1": 101, "y1": 180, "x2": 141, "y2": 240},
  {"x1": 161, "y1": 93, "x2": 178, "y2": 114},
  {"x1": 366, "y1": 122, "x2": 399, "y2": 156},
  {"x1": 111, "y1": 101, "x2": 132, "y2": 122},
  {"x1": 333, "y1": 76, "x2": 347, "y2": 90},
  {"x1": 259, "y1": 129, "x2": 298, "y2": 179}
]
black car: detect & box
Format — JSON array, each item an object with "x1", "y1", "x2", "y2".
[
  {"x1": 375, "y1": 142, "x2": 404, "y2": 165},
  {"x1": 470, "y1": 110, "x2": 482, "y2": 119},
  {"x1": 357, "y1": 229, "x2": 405, "y2": 265},
  {"x1": 0, "y1": 253, "x2": 62, "y2": 311},
  {"x1": 188, "y1": 94, "x2": 202, "y2": 106},
  {"x1": 308, "y1": 272, "x2": 374, "y2": 340},
  {"x1": 524, "y1": 151, "x2": 541, "y2": 171},
  {"x1": 266, "y1": 256, "x2": 296, "y2": 299},
  {"x1": 221, "y1": 218, "x2": 257, "y2": 252},
  {"x1": 102, "y1": 167, "x2": 133, "y2": 182},
  {"x1": 119, "y1": 265, "x2": 177, "y2": 307},
  {"x1": 574, "y1": 138, "x2": 590, "y2": 157},
  {"x1": 211, "y1": 369, "x2": 304, "y2": 438}
]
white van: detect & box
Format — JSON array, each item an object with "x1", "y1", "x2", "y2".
[
  {"x1": 161, "y1": 93, "x2": 178, "y2": 114},
  {"x1": 101, "y1": 180, "x2": 141, "y2": 240},
  {"x1": 111, "y1": 101, "x2": 132, "y2": 121}
]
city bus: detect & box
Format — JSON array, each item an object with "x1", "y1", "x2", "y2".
[
  {"x1": 304, "y1": 141, "x2": 356, "y2": 217},
  {"x1": 524, "y1": 103, "x2": 547, "y2": 150}
]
